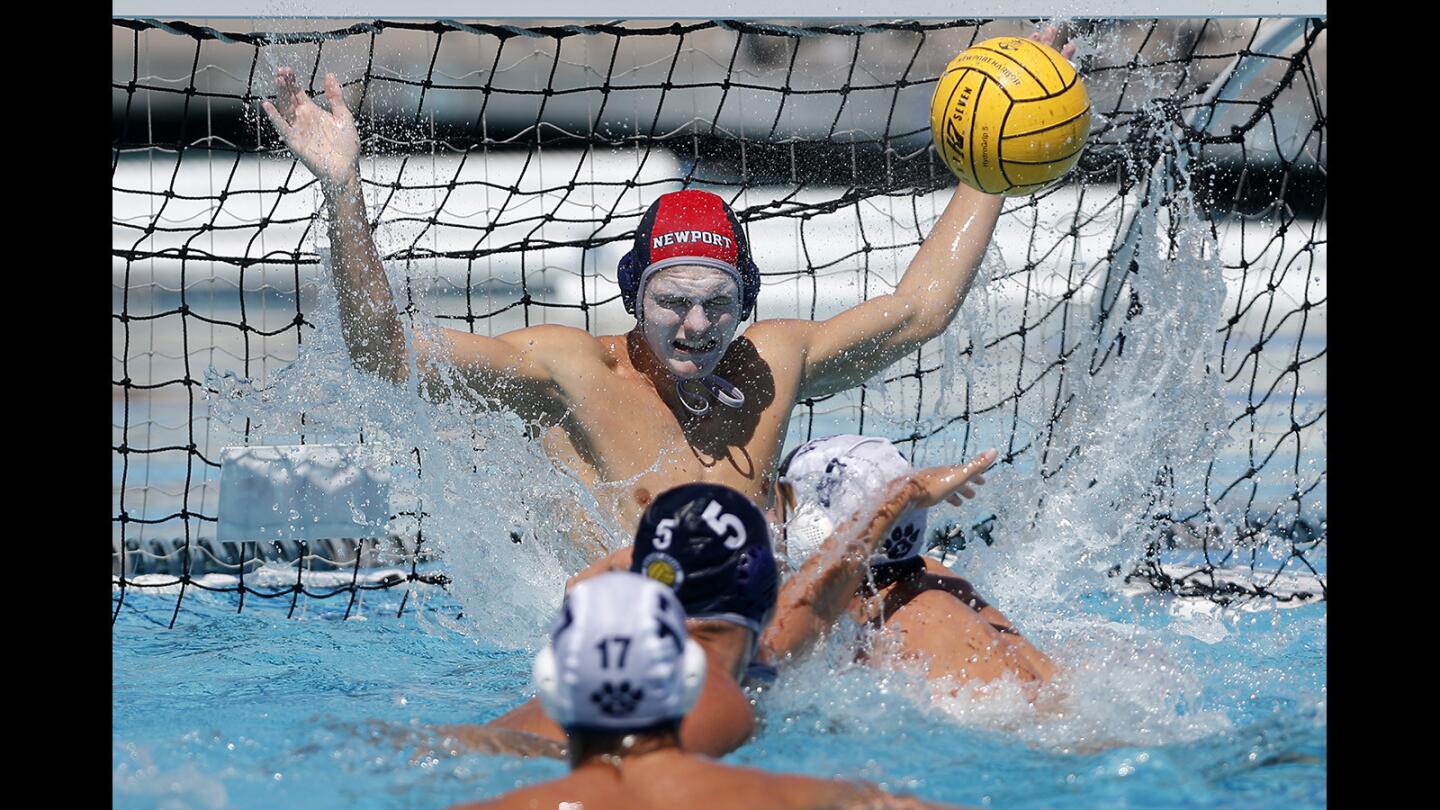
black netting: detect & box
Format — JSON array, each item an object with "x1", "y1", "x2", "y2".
[{"x1": 113, "y1": 17, "x2": 1326, "y2": 624}]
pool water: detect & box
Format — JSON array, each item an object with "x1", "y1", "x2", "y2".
[
  {"x1": 113, "y1": 152, "x2": 1324, "y2": 808},
  {"x1": 112, "y1": 575, "x2": 1324, "y2": 809}
]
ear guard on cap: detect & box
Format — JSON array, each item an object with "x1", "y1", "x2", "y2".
[
  {"x1": 783, "y1": 500, "x2": 836, "y2": 568},
  {"x1": 618, "y1": 250, "x2": 641, "y2": 314},
  {"x1": 532, "y1": 643, "x2": 570, "y2": 726},
  {"x1": 532, "y1": 637, "x2": 707, "y2": 729},
  {"x1": 676, "y1": 637, "x2": 707, "y2": 714}
]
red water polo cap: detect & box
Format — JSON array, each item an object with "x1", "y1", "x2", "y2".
[{"x1": 618, "y1": 190, "x2": 761, "y2": 318}]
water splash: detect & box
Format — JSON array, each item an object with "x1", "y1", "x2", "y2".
[
  {"x1": 943, "y1": 131, "x2": 1229, "y2": 617},
  {"x1": 206, "y1": 242, "x2": 621, "y2": 645},
  {"x1": 842, "y1": 85, "x2": 1254, "y2": 753},
  {"x1": 757, "y1": 609, "x2": 1232, "y2": 758}
]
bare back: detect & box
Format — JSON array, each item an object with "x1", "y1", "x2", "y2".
[
  {"x1": 449, "y1": 749, "x2": 946, "y2": 810},
  {"x1": 856, "y1": 567, "x2": 1056, "y2": 689}
]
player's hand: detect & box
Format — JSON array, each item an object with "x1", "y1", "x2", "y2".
[
  {"x1": 832, "y1": 450, "x2": 996, "y2": 565},
  {"x1": 901, "y1": 449, "x2": 998, "y2": 509},
  {"x1": 1030, "y1": 25, "x2": 1078, "y2": 62},
  {"x1": 261, "y1": 69, "x2": 361, "y2": 191}
]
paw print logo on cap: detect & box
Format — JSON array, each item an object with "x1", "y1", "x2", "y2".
[
  {"x1": 590, "y1": 681, "x2": 646, "y2": 716},
  {"x1": 884, "y1": 524, "x2": 920, "y2": 560}
]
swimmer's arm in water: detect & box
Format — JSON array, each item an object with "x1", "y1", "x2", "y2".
[
  {"x1": 760, "y1": 451, "x2": 997, "y2": 664},
  {"x1": 420, "y1": 723, "x2": 567, "y2": 760},
  {"x1": 262, "y1": 69, "x2": 591, "y2": 416}
]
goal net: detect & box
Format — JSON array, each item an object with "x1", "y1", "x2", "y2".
[{"x1": 112, "y1": 15, "x2": 1326, "y2": 622}]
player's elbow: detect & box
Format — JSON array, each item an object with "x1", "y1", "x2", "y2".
[
  {"x1": 341, "y1": 320, "x2": 411, "y2": 383},
  {"x1": 892, "y1": 293, "x2": 956, "y2": 348},
  {"x1": 355, "y1": 354, "x2": 409, "y2": 387}
]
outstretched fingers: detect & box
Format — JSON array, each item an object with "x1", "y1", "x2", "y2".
[
  {"x1": 1030, "y1": 26, "x2": 1058, "y2": 46},
  {"x1": 258, "y1": 68, "x2": 362, "y2": 188},
  {"x1": 323, "y1": 73, "x2": 354, "y2": 125},
  {"x1": 1030, "y1": 25, "x2": 1078, "y2": 62},
  {"x1": 273, "y1": 67, "x2": 306, "y2": 120},
  {"x1": 910, "y1": 449, "x2": 998, "y2": 508},
  {"x1": 260, "y1": 100, "x2": 292, "y2": 139},
  {"x1": 944, "y1": 471, "x2": 986, "y2": 505},
  {"x1": 945, "y1": 480, "x2": 982, "y2": 504}
]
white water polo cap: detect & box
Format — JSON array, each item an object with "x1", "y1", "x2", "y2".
[
  {"x1": 778, "y1": 435, "x2": 928, "y2": 568},
  {"x1": 533, "y1": 571, "x2": 707, "y2": 733}
]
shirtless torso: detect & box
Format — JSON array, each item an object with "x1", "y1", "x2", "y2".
[
  {"x1": 534, "y1": 327, "x2": 804, "y2": 530},
  {"x1": 853, "y1": 557, "x2": 1057, "y2": 691},
  {"x1": 261, "y1": 67, "x2": 1002, "y2": 537}
]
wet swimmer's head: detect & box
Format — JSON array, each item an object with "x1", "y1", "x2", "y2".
[
  {"x1": 639, "y1": 265, "x2": 742, "y2": 381},
  {"x1": 619, "y1": 191, "x2": 761, "y2": 381},
  {"x1": 534, "y1": 571, "x2": 707, "y2": 735},
  {"x1": 776, "y1": 434, "x2": 929, "y2": 571},
  {"x1": 631, "y1": 483, "x2": 779, "y2": 640}
]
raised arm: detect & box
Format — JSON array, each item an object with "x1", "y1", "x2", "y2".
[
  {"x1": 760, "y1": 449, "x2": 997, "y2": 663},
  {"x1": 792, "y1": 30, "x2": 1077, "y2": 401},
  {"x1": 263, "y1": 69, "x2": 409, "y2": 381},
  {"x1": 793, "y1": 185, "x2": 1001, "y2": 400},
  {"x1": 262, "y1": 69, "x2": 574, "y2": 417}
]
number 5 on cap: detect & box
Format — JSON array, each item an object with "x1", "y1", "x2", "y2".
[
  {"x1": 654, "y1": 518, "x2": 676, "y2": 549},
  {"x1": 701, "y1": 501, "x2": 747, "y2": 549}
]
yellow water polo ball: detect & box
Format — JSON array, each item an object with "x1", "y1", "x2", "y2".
[{"x1": 930, "y1": 36, "x2": 1091, "y2": 196}]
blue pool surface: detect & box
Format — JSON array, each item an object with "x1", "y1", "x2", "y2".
[{"x1": 112, "y1": 576, "x2": 1325, "y2": 810}]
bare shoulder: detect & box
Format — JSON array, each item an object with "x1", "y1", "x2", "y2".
[
  {"x1": 497, "y1": 324, "x2": 612, "y2": 382},
  {"x1": 450, "y1": 776, "x2": 602, "y2": 810},
  {"x1": 496, "y1": 323, "x2": 606, "y2": 357},
  {"x1": 738, "y1": 318, "x2": 821, "y2": 368},
  {"x1": 766, "y1": 771, "x2": 938, "y2": 810},
  {"x1": 771, "y1": 773, "x2": 957, "y2": 810},
  {"x1": 745, "y1": 318, "x2": 819, "y2": 345},
  {"x1": 694, "y1": 761, "x2": 885, "y2": 809},
  {"x1": 566, "y1": 546, "x2": 635, "y2": 591},
  {"x1": 888, "y1": 587, "x2": 995, "y2": 637}
]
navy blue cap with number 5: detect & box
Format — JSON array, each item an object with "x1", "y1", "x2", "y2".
[{"x1": 631, "y1": 483, "x2": 778, "y2": 635}]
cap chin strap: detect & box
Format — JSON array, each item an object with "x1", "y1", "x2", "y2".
[
  {"x1": 633, "y1": 261, "x2": 748, "y2": 417},
  {"x1": 675, "y1": 375, "x2": 746, "y2": 416}
]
